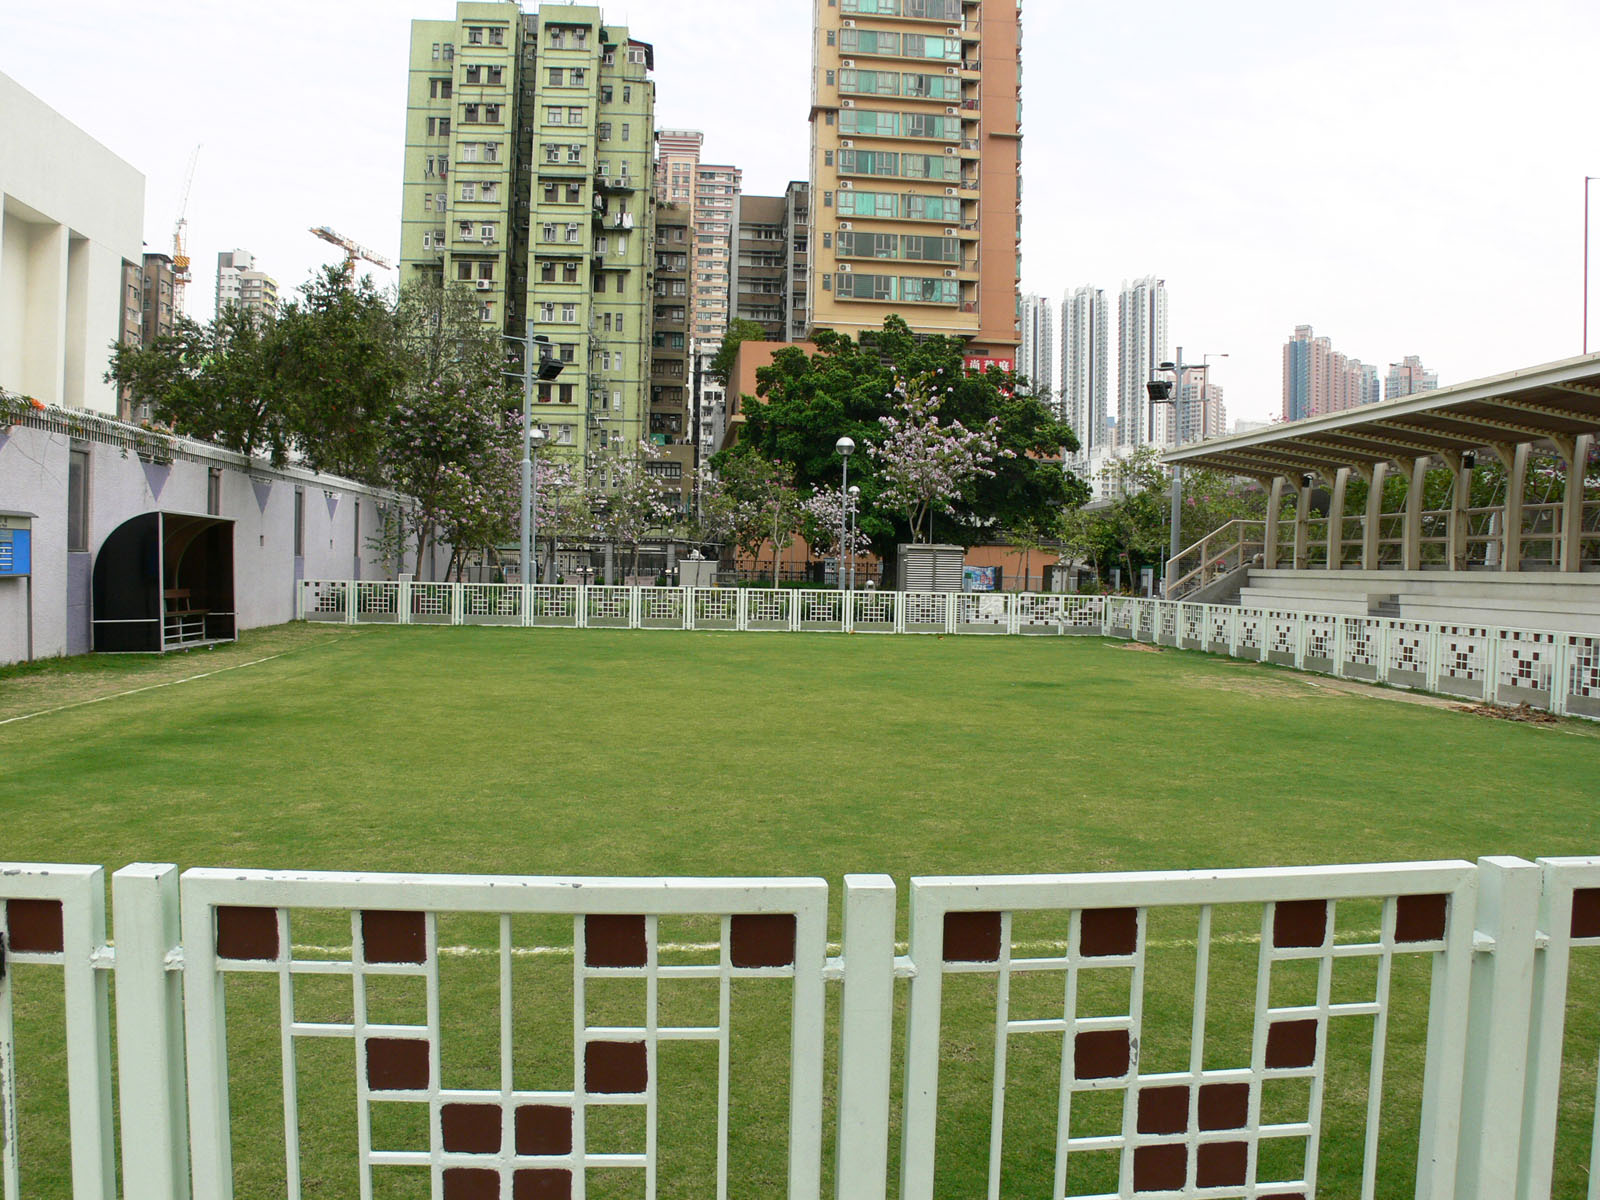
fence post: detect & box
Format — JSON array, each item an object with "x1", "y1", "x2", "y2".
[
  {"x1": 1456, "y1": 856, "x2": 1540, "y2": 1199},
  {"x1": 836, "y1": 875, "x2": 897, "y2": 1200},
  {"x1": 112, "y1": 864, "x2": 191, "y2": 1200}
]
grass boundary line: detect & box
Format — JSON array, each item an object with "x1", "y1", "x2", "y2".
[{"x1": 0, "y1": 632, "x2": 365, "y2": 728}]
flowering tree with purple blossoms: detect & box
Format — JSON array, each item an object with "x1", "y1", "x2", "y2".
[
  {"x1": 867, "y1": 368, "x2": 1012, "y2": 544},
  {"x1": 584, "y1": 439, "x2": 680, "y2": 580},
  {"x1": 801, "y1": 484, "x2": 871, "y2": 566}
]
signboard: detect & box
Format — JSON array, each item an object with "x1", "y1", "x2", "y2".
[
  {"x1": 962, "y1": 565, "x2": 997, "y2": 592},
  {"x1": 0, "y1": 513, "x2": 31, "y2": 577},
  {"x1": 963, "y1": 355, "x2": 1015, "y2": 374}
]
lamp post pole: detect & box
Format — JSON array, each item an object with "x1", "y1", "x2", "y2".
[
  {"x1": 1587, "y1": 176, "x2": 1597, "y2": 354},
  {"x1": 848, "y1": 484, "x2": 860, "y2": 591},
  {"x1": 835, "y1": 436, "x2": 855, "y2": 591},
  {"x1": 520, "y1": 317, "x2": 536, "y2": 588},
  {"x1": 1166, "y1": 346, "x2": 1188, "y2": 570}
]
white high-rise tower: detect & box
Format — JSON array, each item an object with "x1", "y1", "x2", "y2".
[
  {"x1": 1060, "y1": 285, "x2": 1109, "y2": 460},
  {"x1": 1117, "y1": 276, "x2": 1169, "y2": 447},
  {"x1": 1018, "y1": 294, "x2": 1054, "y2": 404}
]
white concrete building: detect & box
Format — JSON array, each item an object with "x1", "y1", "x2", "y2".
[
  {"x1": 1017, "y1": 293, "x2": 1053, "y2": 404},
  {"x1": 1061, "y1": 284, "x2": 1109, "y2": 464},
  {"x1": 1117, "y1": 275, "x2": 1169, "y2": 448},
  {"x1": 0, "y1": 72, "x2": 144, "y2": 415},
  {"x1": 215, "y1": 248, "x2": 279, "y2": 322}
]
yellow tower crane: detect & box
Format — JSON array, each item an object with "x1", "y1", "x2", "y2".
[
  {"x1": 171, "y1": 145, "x2": 200, "y2": 316},
  {"x1": 308, "y1": 226, "x2": 394, "y2": 278}
]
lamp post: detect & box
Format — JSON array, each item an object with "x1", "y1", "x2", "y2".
[
  {"x1": 1587, "y1": 176, "x2": 1597, "y2": 354},
  {"x1": 835, "y1": 436, "x2": 855, "y2": 591},
  {"x1": 1146, "y1": 348, "x2": 1226, "y2": 580},
  {"x1": 519, "y1": 324, "x2": 564, "y2": 588},
  {"x1": 847, "y1": 484, "x2": 861, "y2": 591}
]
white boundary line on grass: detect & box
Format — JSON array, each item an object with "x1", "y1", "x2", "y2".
[{"x1": 1, "y1": 651, "x2": 291, "y2": 727}]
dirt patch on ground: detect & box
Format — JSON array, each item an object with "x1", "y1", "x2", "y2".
[
  {"x1": 1117, "y1": 642, "x2": 1164, "y2": 653},
  {"x1": 1450, "y1": 702, "x2": 1562, "y2": 725}
]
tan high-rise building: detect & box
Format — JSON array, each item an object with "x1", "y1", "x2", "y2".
[{"x1": 807, "y1": 0, "x2": 1020, "y2": 361}]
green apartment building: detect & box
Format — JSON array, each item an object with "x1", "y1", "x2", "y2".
[{"x1": 400, "y1": 2, "x2": 657, "y2": 468}]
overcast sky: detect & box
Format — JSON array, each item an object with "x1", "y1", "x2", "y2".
[{"x1": 5, "y1": 0, "x2": 1596, "y2": 425}]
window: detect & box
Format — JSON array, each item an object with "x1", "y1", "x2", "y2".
[
  {"x1": 540, "y1": 302, "x2": 555, "y2": 321},
  {"x1": 560, "y1": 303, "x2": 576, "y2": 322},
  {"x1": 622, "y1": 85, "x2": 629, "y2": 101},
  {"x1": 559, "y1": 383, "x2": 575, "y2": 404},
  {"x1": 466, "y1": 65, "x2": 482, "y2": 84},
  {"x1": 436, "y1": 193, "x2": 447, "y2": 211},
  {"x1": 443, "y1": 43, "x2": 453, "y2": 60},
  {"x1": 424, "y1": 193, "x2": 433, "y2": 212},
  {"x1": 480, "y1": 222, "x2": 497, "y2": 241},
  {"x1": 466, "y1": 26, "x2": 484, "y2": 44},
  {"x1": 564, "y1": 222, "x2": 581, "y2": 242},
  {"x1": 463, "y1": 103, "x2": 479, "y2": 123},
  {"x1": 540, "y1": 260, "x2": 556, "y2": 282},
  {"x1": 488, "y1": 26, "x2": 504, "y2": 45},
  {"x1": 481, "y1": 182, "x2": 498, "y2": 201},
  {"x1": 542, "y1": 182, "x2": 557, "y2": 202},
  {"x1": 548, "y1": 67, "x2": 564, "y2": 86},
  {"x1": 538, "y1": 383, "x2": 553, "y2": 403},
  {"x1": 601, "y1": 85, "x2": 613, "y2": 102},
  {"x1": 293, "y1": 487, "x2": 305, "y2": 557},
  {"x1": 460, "y1": 181, "x2": 476, "y2": 201},
  {"x1": 621, "y1": 123, "x2": 630, "y2": 141},
  {"x1": 485, "y1": 104, "x2": 500, "y2": 122},
  {"x1": 457, "y1": 261, "x2": 473, "y2": 281},
  {"x1": 594, "y1": 274, "x2": 606, "y2": 294},
  {"x1": 597, "y1": 121, "x2": 611, "y2": 140},
  {"x1": 486, "y1": 65, "x2": 502, "y2": 84},
  {"x1": 477, "y1": 261, "x2": 494, "y2": 280},
  {"x1": 429, "y1": 77, "x2": 452, "y2": 99},
  {"x1": 565, "y1": 182, "x2": 580, "y2": 202},
  {"x1": 824, "y1": 149, "x2": 834, "y2": 166},
  {"x1": 542, "y1": 222, "x2": 558, "y2": 240},
  {"x1": 567, "y1": 144, "x2": 583, "y2": 163},
  {"x1": 555, "y1": 424, "x2": 574, "y2": 445},
  {"x1": 546, "y1": 106, "x2": 563, "y2": 124},
  {"x1": 432, "y1": 42, "x2": 441, "y2": 59},
  {"x1": 559, "y1": 342, "x2": 576, "y2": 362},
  {"x1": 67, "y1": 449, "x2": 89, "y2": 551},
  {"x1": 826, "y1": 29, "x2": 835, "y2": 45},
  {"x1": 462, "y1": 142, "x2": 480, "y2": 161},
  {"x1": 544, "y1": 144, "x2": 561, "y2": 163},
  {"x1": 568, "y1": 107, "x2": 584, "y2": 123},
  {"x1": 558, "y1": 262, "x2": 577, "y2": 283},
  {"x1": 571, "y1": 68, "x2": 586, "y2": 85},
  {"x1": 483, "y1": 142, "x2": 498, "y2": 162}
]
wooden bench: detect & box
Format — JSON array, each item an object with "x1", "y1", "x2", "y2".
[{"x1": 163, "y1": 588, "x2": 210, "y2": 645}]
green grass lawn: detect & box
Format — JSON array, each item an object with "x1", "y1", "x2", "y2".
[{"x1": 2, "y1": 623, "x2": 1598, "y2": 1196}]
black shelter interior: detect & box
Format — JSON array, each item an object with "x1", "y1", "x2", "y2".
[{"x1": 92, "y1": 512, "x2": 237, "y2": 652}]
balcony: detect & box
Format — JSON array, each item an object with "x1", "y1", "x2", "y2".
[{"x1": 595, "y1": 173, "x2": 638, "y2": 193}]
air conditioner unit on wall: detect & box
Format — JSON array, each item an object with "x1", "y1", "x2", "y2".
[
  {"x1": 946, "y1": 66, "x2": 958, "y2": 75},
  {"x1": 843, "y1": 18, "x2": 855, "y2": 26},
  {"x1": 944, "y1": 146, "x2": 957, "y2": 155},
  {"x1": 476, "y1": 279, "x2": 493, "y2": 290},
  {"x1": 839, "y1": 221, "x2": 853, "y2": 230},
  {"x1": 943, "y1": 269, "x2": 956, "y2": 278},
  {"x1": 841, "y1": 98, "x2": 854, "y2": 107},
  {"x1": 946, "y1": 27, "x2": 959, "y2": 36},
  {"x1": 943, "y1": 227, "x2": 957, "y2": 236},
  {"x1": 840, "y1": 180, "x2": 853, "y2": 189},
  {"x1": 842, "y1": 59, "x2": 855, "y2": 68},
  {"x1": 945, "y1": 106, "x2": 958, "y2": 115},
  {"x1": 841, "y1": 139, "x2": 854, "y2": 148},
  {"x1": 839, "y1": 262, "x2": 852, "y2": 272},
  {"x1": 944, "y1": 186, "x2": 957, "y2": 195}
]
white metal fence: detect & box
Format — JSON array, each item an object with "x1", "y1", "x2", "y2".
[
  {"x1": 3, "y1": 858, "x2": 1600, "y2": 1198},
  {"x1": 299, "y1": 581, "x2": 1600, "y2": 720}
]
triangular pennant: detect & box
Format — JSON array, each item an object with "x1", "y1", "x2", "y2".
[
  {"x1": 141, "y1": 461, "x2": 171, "y2": 500},
  {"x1": 252, "y1": 477, "x2": 273, "y2": 512},
  {"x1": 325, "y1": 491, "x2": 340, "y2": 520}
]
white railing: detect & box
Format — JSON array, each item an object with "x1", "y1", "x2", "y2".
[
  {"x1": 296, "y1": 582, "x2": 1600, "y2": 721},
  {"x1": 5, "y1": 857, "x2": 1600, "y2": 1197}
]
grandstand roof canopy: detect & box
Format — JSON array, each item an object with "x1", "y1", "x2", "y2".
[{"x1": 1163, "y1": 352, "x2": 1600, "y2": 479}]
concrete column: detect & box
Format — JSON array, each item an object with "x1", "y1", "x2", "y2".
[
  {"x1": 1264, "y1": 476, "x2": 1286, "y2": 569},
  {"x1": 603, "y1": 541, "x2": 616, "y2": 585},
  {"x1": 1362, "y1": 461, "x2": 1388, "y2": 570},
  {"x1": 1494, "y1": 442, "x2": 1528, "y2": 573},
  {"x1": 1558, "y1": 434, "x2": 1592, "y2": 573},
  {"x1": 1402, "y1": 457, "x2": 1428, "y2": 571},
  {"x1": 1293, "y1": 477, "x2": 1312, "y2": 569},
  {"x1": 1326, "y1": 467, "x2": 1349, "y2": 570},
  {"x1": 1442, "y1": 450, "x2": 1469, "y2": 571}
]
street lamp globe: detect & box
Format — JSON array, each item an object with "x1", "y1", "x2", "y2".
[
  {"x1": 528, "y1": 426, "x2": 549, "y2": 449},
  {"x1": 835, "y1": 436, "x2": 856, "y2": 458}
]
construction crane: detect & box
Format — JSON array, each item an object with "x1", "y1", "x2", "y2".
[
  {"x1": 309, "y1": 226, "x2": 394, "y2": 278},
  {"x1": 172, "y1": 145, "x2": 201, "y2": 316}
]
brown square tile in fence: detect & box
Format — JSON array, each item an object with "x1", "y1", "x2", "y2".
[
  {"x1": 516, "y1": 1104, "x2": 573, "y2": 1155},
  {"x1": 1133, "y1": 1142, "x2": 1187, "y2": 1192},
  {"x1": 1272, "y1": 899, "x2": 1328, "y2": 949},
  {"x1": 1080, "y1": 907, "x2": 1139, "y2": 957},
  {"x1": 585, "y1": 1040, "x2": 648, "y2": 1094},
  {"x1": 514, "y1": 1169, "x2": 573, "y2": 1200},
  {"x1": 1198, "y1": 1082, "x2": 1250, "y2": 1130},
  {"x1": 1196, "y1": 1140, "x2": 1249, "y2": 1187},
  {"x1": 362, "y1": 910, "x2": 427, "y2": 964},
  {"x1": 1074, "y1": 1029, "x2": 1132, "y2": 1080},
  {"x1": 215, "y1": 905, "x2": 278, "y2": 961},
  {"x1": 1265, "y1": 1019, "x2": 1319, "y2": 1070},
  {"x1": 1570, "y1": 888, "x2": 1600, "y2": 939},
  {"x1": 444, "y1": 1167, "x2": 500, "y2": 1200},
  {"x1": 442, "y1": 1102, "x2": 502, "y2": 1154},
  {"x1": 585, "y1": 914, "x2": 647, "y2": 968},
  {"x1": 1137, "y1": 1084, "x2": 1189, "y2": 1135},
  {"x1": 1394, "y1": 893, "x2": 1448, "y2": 943},
  {"x1": 366, "y1": 1037, "x2": 430, "y2": 1091},
  {"x1": 942, "y1": 910, "x2": 1002, "y2": 963},
  {"x1": 5, "y1": 898, "x2": 64, "y2": 954},
  {"x1": 731, "y1": 913, "x2": 797, "y2": 968}
]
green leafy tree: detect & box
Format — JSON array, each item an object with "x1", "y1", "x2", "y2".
[
  {"x1": 723, "y1": 317, "x2": 1086, "y2": 583},
  {"x1": 709, "y1": 317, "x2": 766, "y2": 388},
  {"x1": 714, "y1": 448, "x2": 805, "y2": 586}
]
